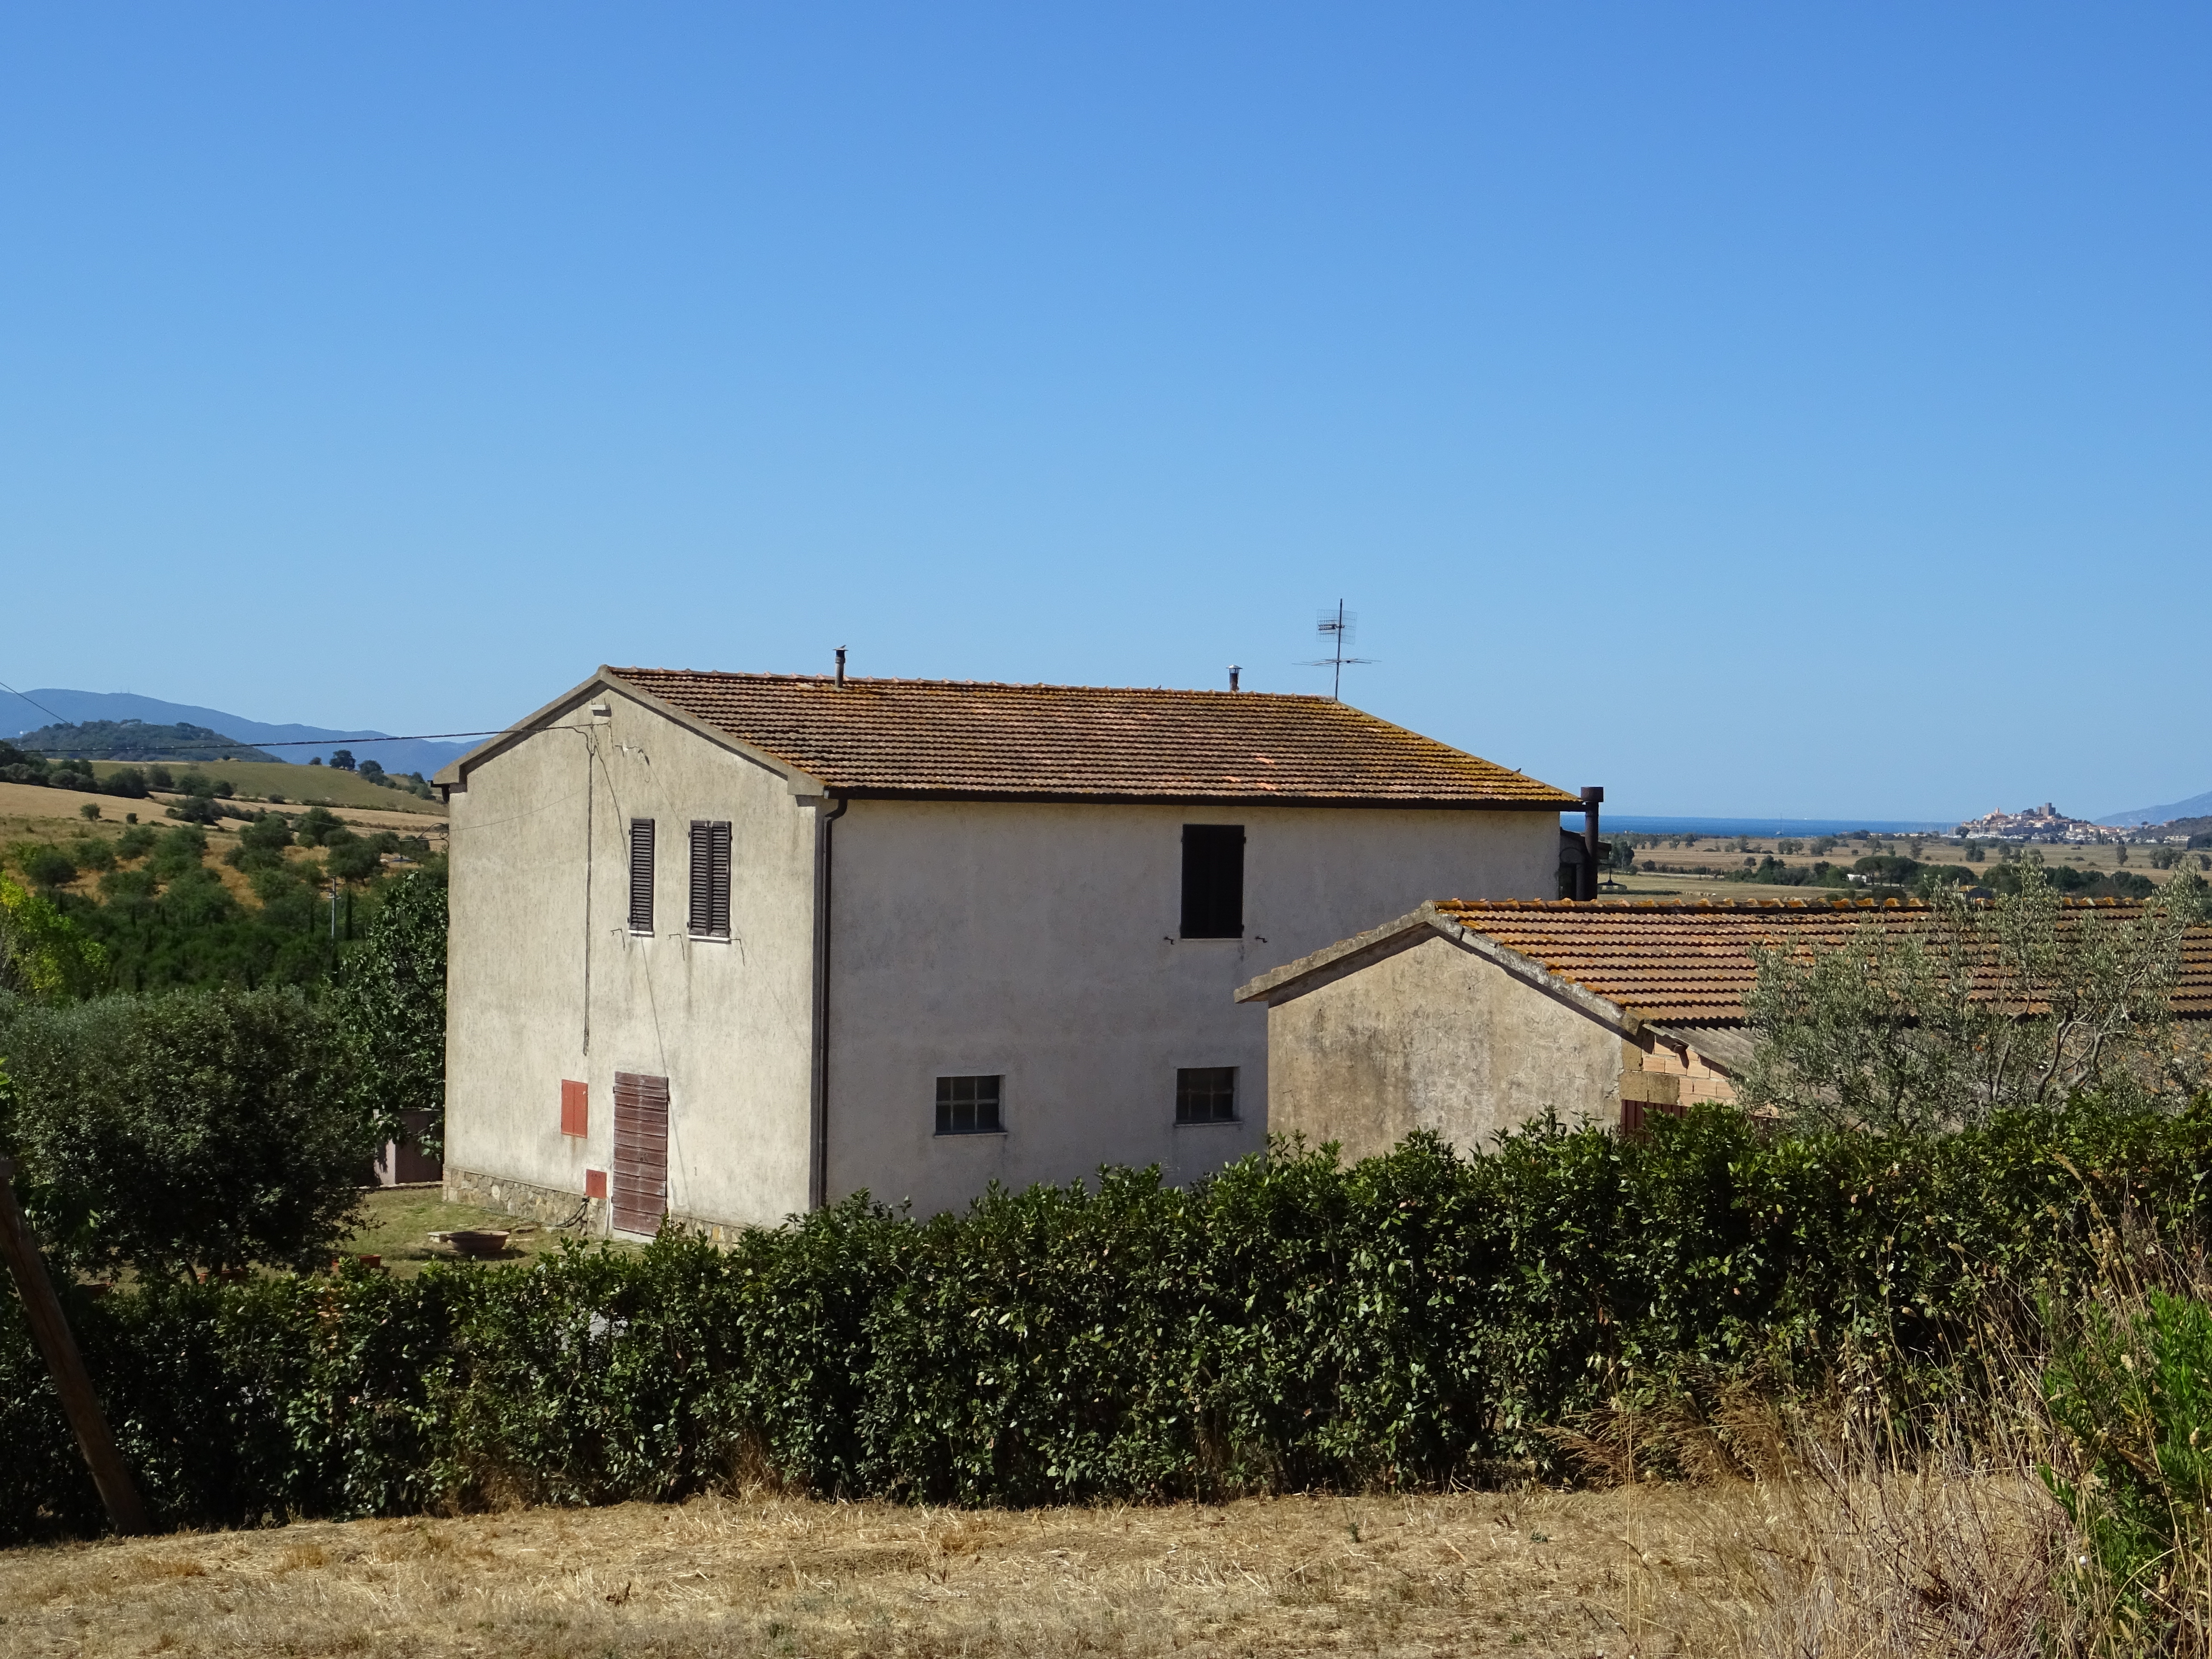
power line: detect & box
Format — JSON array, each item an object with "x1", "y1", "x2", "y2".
[{"x1": 5, "y1": 727, "x2": 527, "y2": 760}]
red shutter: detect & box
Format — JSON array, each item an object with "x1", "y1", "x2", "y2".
[
  {"x1": 611, "y1": 1071, "x2": 669, "y2": 1236},
  {"x1": 560, "y1": 1079, "x2": 588, "y2": 1138}
]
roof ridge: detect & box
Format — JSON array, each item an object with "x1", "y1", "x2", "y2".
[{"x1": 611, "y1": 667, "x2": 1344, "y2": 702}]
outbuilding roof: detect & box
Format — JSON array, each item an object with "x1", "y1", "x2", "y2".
[
  {"x1": 586, "y1": 668, "x2": 1581, "y2": 808},
  {"x1": 1239, "y1": 897, "x2": 2212, "y2": 1027}
]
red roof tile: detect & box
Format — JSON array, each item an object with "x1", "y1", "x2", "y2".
[
  {"x1": 608, "y1": 669, "x2": 1580, "y2": 807},
  {"x1": 1430, "y1": 897, "x2": 2212, "y2": 1025}
]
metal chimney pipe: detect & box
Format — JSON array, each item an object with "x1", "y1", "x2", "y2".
[
  {"x1": 1580, "y1": 786, "x2": 1604, "y2": 901},
  {"x1": 1228, "y1": 664, "x2": 1242, "y2": 692},
  {"x1": 835, "y1": 646, "x2": 847, "y2": 687}
]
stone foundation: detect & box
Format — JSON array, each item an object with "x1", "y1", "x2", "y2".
[
  {"x1": 444, "y1": 1166, "x2": 609, "y2": 1238},
  {"x1": 442, "y1": 1167, "x2": 760, "y2": 1244}
]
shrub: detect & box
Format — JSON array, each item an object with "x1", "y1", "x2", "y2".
[
  {"x1": 5, "y1": 1098, "x2": 2211, "y2": 1541},
  {"x1": 0, "y1": 987, "x2": 375, "y2": 1281},
  {"x1": 21, "y1": 847, "x2": 76, "y2": 889},
  {"x1": 2045, "y1": 1288, "x2": 2212, "y2": 1639},
  {"x1": 0, "y1": 875, "x2": 107, "y2": 1000},
  {"x1": 147, "y1": 826, "x2": 208, "y2": 879}
]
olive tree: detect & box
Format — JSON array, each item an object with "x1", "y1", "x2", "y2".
[{"x1": 1740, "y1": 868, "x2": 2211, "y2": 1134}]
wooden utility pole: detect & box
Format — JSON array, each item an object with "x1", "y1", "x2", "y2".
[{"x1": 0, "y1": 1157, "x2": 149, "y2": 1534}]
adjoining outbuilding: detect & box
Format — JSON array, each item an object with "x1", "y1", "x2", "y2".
[
  {"x1": 1235, "y1": 896, "x2": 2212, "y2": 1160},
  {"x1": 435, "y1": 666, "x2": 1586, "y2": 1234}
]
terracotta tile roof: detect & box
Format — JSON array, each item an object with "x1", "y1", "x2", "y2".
[
  {"x1": 607, "y1": 669, "x2": 1580, "y2": 807},
  {"x1": 1430, "y1": 897, "x2": 2212, "y2": 1025}
]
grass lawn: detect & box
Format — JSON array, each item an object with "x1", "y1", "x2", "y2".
[{"x1": 336, "y1": 1186, "x2": 620, "y2": 1275}]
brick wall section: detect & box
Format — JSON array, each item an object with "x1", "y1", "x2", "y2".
[{"x1": 1633, "y1": 1032, "x2": 1739, "y2": 1107}]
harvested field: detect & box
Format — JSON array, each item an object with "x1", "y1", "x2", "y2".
[{"x1": 0, "y1": 1472, "x2": 2063, "y2": 1658}]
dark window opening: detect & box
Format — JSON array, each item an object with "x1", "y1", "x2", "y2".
[
  {"x1": 935, "y1": 1074, "x2": 1004, "y2": 1135},
  {"x1": 1180, "y1": 824, "x2": 1245, "y2": 938},
  {"x1": 689, "y1": 819, "x2": 731, "y2": 937},
  {"x1": 627, "y1": 818, "x2": 655, "y2": 933},
  {"x1": 1176, "y1": 1066, "x2": 1238, "y2": 1124}
]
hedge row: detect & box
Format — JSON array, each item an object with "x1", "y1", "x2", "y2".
[{"x1": 6, "y1": 1101, "x2": 2211, "y2": 1541}]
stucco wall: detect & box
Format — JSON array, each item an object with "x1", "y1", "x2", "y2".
[
  {"x1": 444, "y1": 689, "x2": 818, "y2": 1232},
  {"x1": 1262, "y1": 932, "x2": 1624, "y2": 1163},
  {"x1": 824, "y1": 801, "x2": 1559, "y2": 1214}
]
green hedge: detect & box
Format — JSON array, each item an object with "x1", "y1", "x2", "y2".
[{"x1": 6, "y1": 1100, "x2": 2210, "y2": 1541}]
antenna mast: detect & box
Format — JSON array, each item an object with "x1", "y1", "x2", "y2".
[{"x1": 1301, "y1": 599, "x2": 1374, "y2": 701}]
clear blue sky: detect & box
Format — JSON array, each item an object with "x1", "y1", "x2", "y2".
[{"x1": 2, "y1": 5, "x2": 2204, "y2": 820}]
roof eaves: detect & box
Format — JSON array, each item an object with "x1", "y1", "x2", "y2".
[
  {"x1": 434, "y1": 670, "x2": 614, "y2": 790},
  {"x1": 833, "y1": 786, "x2": 1576, "y2": 810},
  {"x1": 1428, "y1": 909, "x2": 1644, "y2": 1038},
  {"x1": 1234, "y1": 906, "x2": 1448, "y2": 1004}
]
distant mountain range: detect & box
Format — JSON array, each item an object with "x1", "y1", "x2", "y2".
[
  {"x1": 2097, "y1": 789, "x2": 2212, "y2": 829},
  {"x1": 0, "y1": 689, "x2": 473, "y2": 779}
]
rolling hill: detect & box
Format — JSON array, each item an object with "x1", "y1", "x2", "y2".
[
  {"x1": 0, "y1": 688, "x2": 473, "y2": 778},
  {"x1": 13, "y1": 719, "x2": 282, "y2": 763}
]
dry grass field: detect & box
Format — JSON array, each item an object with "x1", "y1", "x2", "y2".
[
  {"x1": 1, "y1": 779, "x2": 445, "y2": 910},
  {"x1": 0, "y1": 1468, "x2": 2065, "y2": 1659},
  {"x1": 80, "y1": 759, "x2": 449, "y2": 817},
  {"x1": 1610, "y1": 829, "x2": 2205, "y2": 903}
]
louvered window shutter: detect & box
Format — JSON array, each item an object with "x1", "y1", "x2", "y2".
[
  {"x1": 710, "y1": 821, "x2": 731, "y2": 936},
  {"x1": 689, "y1": 821, "x2": 712, "y2": 934},
  {"x1": 688, "y1": 820, "x2": 733, "y2": 937},
  {"x1": 628, "y1": 819, "x2": 655, "y2": 932}
]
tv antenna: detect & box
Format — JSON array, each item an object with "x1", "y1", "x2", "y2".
[{"x1": 1301, "y1": 599, "x2": 1374, "y2": 701}]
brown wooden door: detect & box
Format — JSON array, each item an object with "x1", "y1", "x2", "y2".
[{"x1": 610, "y1": 1071, "x2": 669, "y2": 1236}]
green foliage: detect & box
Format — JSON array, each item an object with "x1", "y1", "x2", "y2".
[
  {"x1": 293, "y1": 806, "x2": 345, "y2": 847},
  {"x1": 164, "y1": 795, "x2": 226, "y2": 826},
  {"x1": 0, "y1": 875, "x2": 108, "y2": 1001},
  {"x1": 329, "y1": 870, "x2": 448, "y2": 1155},
  {"x1": 9, "y1": 720, "x2": 278, "y2": 764},
  {"x1": 0, "y1": 987, "x2": 374, "y2": 1281},
  {"x1": 20, "y1": 845, "x2": 76, "y2": 889},
  {"x1": 2045, "y1": 1289, "x2": 2212, "y2": 1635},
  {"x1": 1743, "y1": 868, "x2": 2212, "y2": 1133},
  {"x1": 5, "y1": 1098, "x2": 2210, "y2": 1540}
]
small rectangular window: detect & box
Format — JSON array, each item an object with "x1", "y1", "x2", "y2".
[
  {"x1": 935, "y1": 1074, "x2": 1004, "y2": 1135},
  {"x1": 689, "y1": 820, "x2": 731, "y2": 937},
  {"x1": 1176, "y1": 1066, "x2": 1238, "y2": 1124},
  {"x1": 628, "y1": 818, "x2": 655, "y2": 933},
  {"x1": 560, "y1": 1079, "x2": 588, "y2": 1138},
  {"x1": 1180, "y1": 825, "x2": 1245, "y2": 938}
]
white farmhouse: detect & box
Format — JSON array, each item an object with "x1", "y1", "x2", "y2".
[{"x1": 434, "y1": 665, "x2": 1583, "y2": 1234}]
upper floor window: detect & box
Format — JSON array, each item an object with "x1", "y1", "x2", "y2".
[
  {"x1": 627, "y1": 818, "x2": 655, "y2": 933},
  {"x1": 1180, "y1": 824, "x2": 1245, "y2": 938},
  {"x1": 689, "y1": 820, "x2": 731, "y2": 937},
  {"x1": 936, "y1": 1074, "x2": 1004, "y2": 1135},
  {"x1": 1176, "y1": 1066, "x2": 1238, "y2": 1124}
]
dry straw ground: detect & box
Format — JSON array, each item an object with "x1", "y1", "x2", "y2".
[{"x1": 0, "y1": 1470, "x2": 2061, "y2": 1659}]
